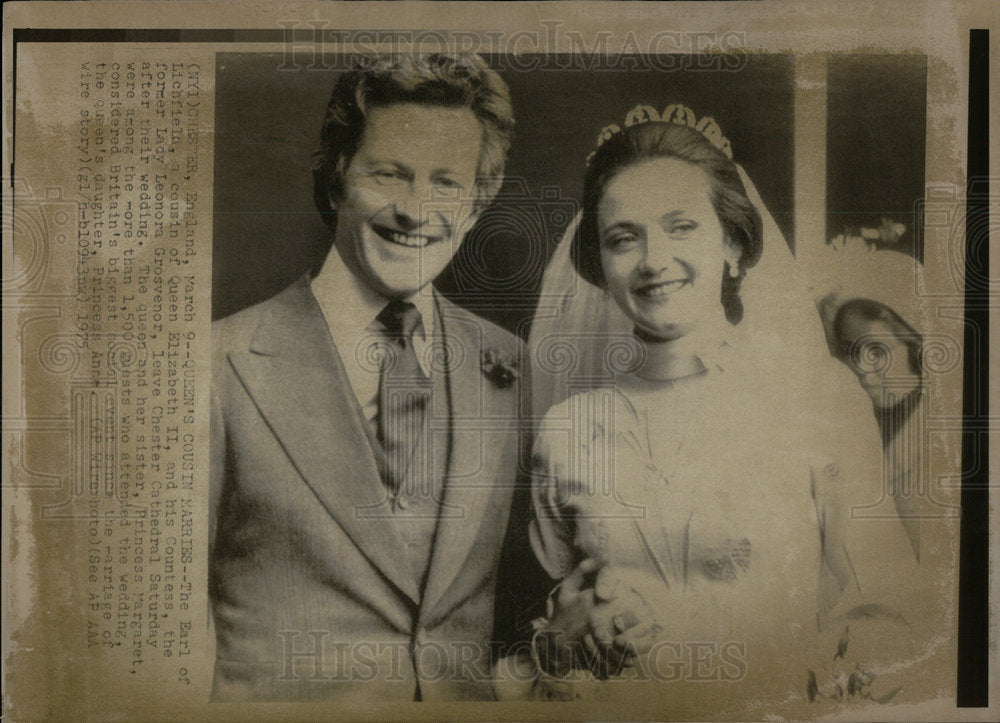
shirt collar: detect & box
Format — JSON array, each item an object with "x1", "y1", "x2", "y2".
[{"x1": 311, "y1": 248, "x2": 436, "y2": 347}]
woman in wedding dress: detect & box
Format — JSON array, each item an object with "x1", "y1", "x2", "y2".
[
  {"x1": 817, "y1": 248, "x2": 930, "y2": 560},
  {"x1": 505, "y1": 107, "x2": 929, "y2": 712}
]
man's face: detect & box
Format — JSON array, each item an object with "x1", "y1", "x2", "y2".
[{"x1": 330, "y1": 103, "x2": 483, "y2": 299}]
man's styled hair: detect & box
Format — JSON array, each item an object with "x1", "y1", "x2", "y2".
[{"x1": 312, "y1": 52, "x2": 515, "y2": 230}]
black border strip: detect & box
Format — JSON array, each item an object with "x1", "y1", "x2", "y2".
[{"x1": 957, "y1": 27, "x2": 989, "y2": 709}]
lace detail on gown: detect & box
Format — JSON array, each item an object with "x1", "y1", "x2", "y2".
[{"x1": 702, "y1": 537, "x2": 752, "y2": 581}]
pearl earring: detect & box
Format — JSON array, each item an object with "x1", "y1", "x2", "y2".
[{"x1": 728, "y1": 261, "x2": 740, "y2": 278}]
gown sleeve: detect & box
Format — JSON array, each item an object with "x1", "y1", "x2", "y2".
[{"x1": 528, "y1": 402, "x2": 582, "y2": 581}]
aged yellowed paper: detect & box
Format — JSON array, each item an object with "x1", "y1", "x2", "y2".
[{"x1": 3, "y1": 1, "x2": 996, "y2": 720}]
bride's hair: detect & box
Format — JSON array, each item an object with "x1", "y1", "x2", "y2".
[{"x1": 572, "y1": 121, "x2": 763, "y2": 324}]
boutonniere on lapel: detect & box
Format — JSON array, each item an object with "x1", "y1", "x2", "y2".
[{"x1": 481, "y1": 348, "x2": 520, "y2": 389}]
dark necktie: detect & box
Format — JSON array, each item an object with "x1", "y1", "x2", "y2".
[{"x1": 376, "y1": 299, "x2": 431, "y2": 496}]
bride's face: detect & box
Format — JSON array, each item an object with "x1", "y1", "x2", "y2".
[{"x1": 598, "y1": 158, "x2": 735, "y2": 342}]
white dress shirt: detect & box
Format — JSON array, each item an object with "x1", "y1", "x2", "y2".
[{"x1": 311, "y1": 250, "x2": 436, "y2": 426}]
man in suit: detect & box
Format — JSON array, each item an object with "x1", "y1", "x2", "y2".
[{"x1": 210, "y1": 53, "x2": 526, "y2": 701}]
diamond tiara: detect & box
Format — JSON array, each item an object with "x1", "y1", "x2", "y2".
[{"x1": 588, "y1": 103, "x2": 733, "y2": 162}]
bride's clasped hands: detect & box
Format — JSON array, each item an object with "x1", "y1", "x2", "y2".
[{"x1": 532, "y1": 559, "x2": 668, "y2": 680}]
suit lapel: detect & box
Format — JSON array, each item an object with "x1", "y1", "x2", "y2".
[
  {"x1": 421, "y1": 297, "x2": 514, "y2": 619},
  {"x1": 227, "y1": 279, "x2": 420, "y2": 604}
]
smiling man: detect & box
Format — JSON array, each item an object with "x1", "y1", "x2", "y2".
[{"x1": 209, "y1": 53, "x2": 525, "y2": 702}]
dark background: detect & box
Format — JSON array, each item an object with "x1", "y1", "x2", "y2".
[
  {"x1": 212, "y1": 53, "x2": 797, "y2": 335},
  {"x1": 827, "y1": 54, "x2": 927, "y2": 261},
  {"x1": 213, "y1": 53, "x2": 928, "y2": 335}
]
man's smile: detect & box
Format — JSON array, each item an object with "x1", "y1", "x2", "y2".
[{"x1": 371, "y1": 222, "x2": 441, "y2": 249}]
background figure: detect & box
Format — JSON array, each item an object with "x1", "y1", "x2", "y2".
[{"x1": 815, "y1": 247, "x2": 928, "y2": 559}]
